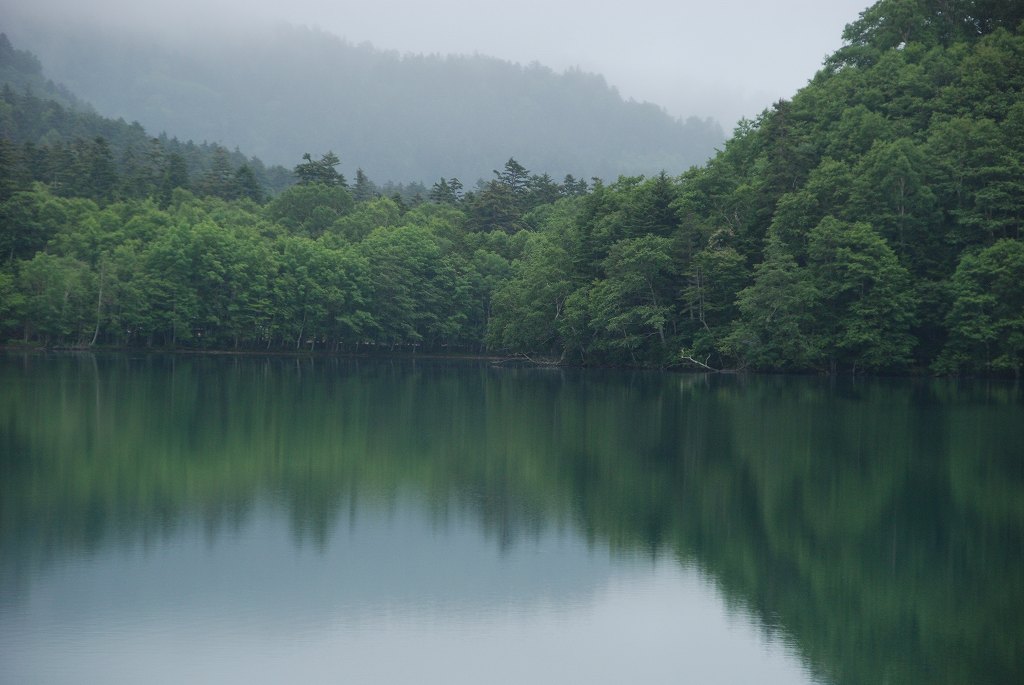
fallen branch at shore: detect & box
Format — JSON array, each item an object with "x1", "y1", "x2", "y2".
[{"x1": 680, "y1": 349, "x2": 720, "y2": 372}]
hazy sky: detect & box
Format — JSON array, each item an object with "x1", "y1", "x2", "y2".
[{"x1": 5, "y1": 0, "x2": 872, "y2": 127}]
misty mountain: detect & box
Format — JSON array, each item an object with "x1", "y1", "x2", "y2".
[
  {"x1": 4, "y1": 20, "x2": 724, "y2": 184},
  {"x1": 0, "y1": 33, "x2": 80, "y2": 110},
  {"x1": 0, "y1": 35, "x2": 294, "y2": 199}
]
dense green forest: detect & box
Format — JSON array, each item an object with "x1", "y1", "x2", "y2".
[
  {"x1": 4, "y1": 19, "x2": 724, "y2": 181},
  {"x1": 1, "y1": 0, "x2": 1023, "y2": 374}
]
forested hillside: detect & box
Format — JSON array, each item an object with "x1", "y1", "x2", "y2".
[
  {"x1": 490, "y1": 0, "x2": 1024, "y2": 374},
  {"x1": 1, "y1": 0, "x2": 1022, "y2": 375},
  {"x1": 4, "y1": 21, "x2": 724, "y2": 182},
  {"x1": 0, "y1": 35, "x2": 294, "y2": 200},
  {"x1": 0, "y1": 33, "x2": 79, "y2": 109}
]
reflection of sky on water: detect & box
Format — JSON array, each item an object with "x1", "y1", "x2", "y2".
[{"x1": 0, "y1": 497, "x2": 818, "y2": 685}]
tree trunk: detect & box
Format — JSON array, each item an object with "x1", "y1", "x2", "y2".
[
  {"x1": 90, "y1": 262, "x2": 105, "y2": 347},
  {"x1": 295, "y1": 315, "x2": 305, "y2": 350}
]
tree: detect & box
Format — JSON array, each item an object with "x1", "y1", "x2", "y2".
[
  {"x1": 329, "y1": 197, "x2": 402, "y2": 243},
  {"x1": 265, "y1": 183, "x2": 355, "y2": 238},
  {"x1": 588, "y1": 235, "x2": 679, "y2": 365},
  {"x1": 0, "y1": 187, "x2": 51, "y2": 264},
  {"x1": 0, "y1": 139, "x2": 28, "y2": 203},
  {"x1": 850, "y1": 138, "x2": 939, "y2": 275},
  {"x1": 937, "y1": 239, "x2": 1024, "y2": 374},
  {"x1": 560, "y1": 174, "x2": 588, "y2": 198},
  {"x1": 527, "y1": 173, "x2": 560, "y2": 208},
  {"x1": 16, "y1": 252, "x2": 94, "y2": 345},
  {"x1": 807, "y1": 217, "x2": 917, "y2": 371},
  {"x1": 352, "y1": 168, "x2": 377, "y2": 201},
  {"x1": 356, "y1": 225, "x2": 444, "y2": 345},
  {"x1": 268, "y1": 236, "x2": 373, "y2": 350},
  {"x1": 233, "y1": 164, "x2": 265, "y2": 203},
  {"x1": 86, "y1": 137, "x2": 118, "y2": 203},
  {"x1": 430, "y1": 178, "x2": 466, "y2": 206},
  {"x1": 468, "y1": 180, "x2": 523, "y2": 234},
  {"x1": 294, "y1": 151, "x2": 346, "y2": 187},
  {"x1": 627, "y1": 172, "x2": 679, "y2": 238},
  {"x1": 0, "y1": 269, "x2": 23, "y2": 334},
  {"x1": 682, "y1": 237, "x2": 748, "y2": 357},
  {"x1": 159, "y1": 153, "x2": 190, "y2": 208},
  {"x1": 488, "y1": 232, "x2": 575, "y2": 353},
  {"x1": 195, "y1": 145, "x2": 237, "y2": 199},
  {"x1": 141, "y1": 221, "x2": 199, "y2": 346},
  {"x1": 494, "y1": 158, "x2": 529, "y2": 196},
  {"x1": 723, "y1": 240, "x2": 823, "y2": 370},
  {"x1": 430, "y1": 178, "x2": 456, "y2": 205}
]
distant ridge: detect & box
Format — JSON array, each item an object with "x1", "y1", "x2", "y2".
[
  {"x1": 4, "y1": 20, "x2": 724, "y2": 183},
  {"x1": 0, "y1": 33, "x2": 294, "y2": 198}
]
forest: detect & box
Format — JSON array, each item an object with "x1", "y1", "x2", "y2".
[
  {"x1": 2, "y1": 18, "x2": 724, "y2": 181},
  {"x1": 1, "y1": 0, "x2": 1023, "y2": 375}
]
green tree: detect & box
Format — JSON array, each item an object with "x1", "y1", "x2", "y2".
[
  {"x1": 294, "y1": 151, "x2": 346, "y2": 187},
  {"x1": 16, "y1": 252, "x2": 94, "y2": 345},
  {"x1": 850, "y1": 138, "x2": 940, "y2": 274},
  {"x1": 233, "y1": 164, "x2": 265, "y2": 203},
  {"x1": 0, "y1": 268, "x2": 24, "y2": 336},
  {"x1": 468, "y1": 179, "x2": 523, "y2": 234},
  {"x1": 357, "y1": 225, "x2": 447, "y2": 345},
  {"x1": 937, "y1": 239, "x2": 1024, "y2": 374},
  {"x1": 723, "y1": 241, "x2": 823, "y2": 370},
  {"x1": 328, "y1": 196, "x2": 402, "y2": 243},
  {"x1": 429, "y1": 178, "x2": 463, "y2": 205},
  {"x1": 86, "y1": 137, "x2": 118, "y2": 203},
  {"x1": 0, "y1": 186, "x2": 55, "y2": 263},
  {"x1": 559, "y1": 174, "x2": 588, "y2": 197},
  {"x1": 494, "y1": 158, "x2": 529, "y2": 195},
  {"x1": 488, "y1": 232, "x2": 576, "y2": 354},
  {"x1": 807, "y1": 217, "x2": 918, "y2": 371},
  {"x1": 588, "y1": 235, "x2": 678, "y2": 365},
  {"x1": 141, "y1": 221, "x2": 199, "y2": 345},
  {"x1": 682, "y1": 238, "x2": 748, "y2": 358},
  {"x1": 159, "y1": 153, "x2": 190, "y2": 208},
  {"x1": 266, "y1": 183, "x2": 355, "y2": 238},
  {"x1": 352, "y1": 168, "x2": 377, "y2": 202}
]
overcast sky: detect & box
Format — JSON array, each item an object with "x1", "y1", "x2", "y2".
[{"x1": 5, "y1": 0, "x2": 872, "y2": 128}]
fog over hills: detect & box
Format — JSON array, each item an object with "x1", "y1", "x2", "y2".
[{"x1": 3, "y1": 18, "x2": 725, "y2": 184}]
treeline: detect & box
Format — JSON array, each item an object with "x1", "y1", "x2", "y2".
[
  {"x1": 0, "y1": 156, "x2": 590, "y2": 353},
  {"x1": 2, "y1": 0, "x2": 1023, "y2": 374}
]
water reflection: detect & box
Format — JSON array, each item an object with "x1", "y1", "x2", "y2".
[{"x1": 0, "y1": 354, "x2": 1021, "y2": 684}]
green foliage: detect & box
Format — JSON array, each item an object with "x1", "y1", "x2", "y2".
[
  {"x1": 3, "y1": 3, "x2": 1022, "y2": 374},
  {"x1": 328, "y1": 196, "x2": 402, "y2": 243},
  {"x1": 724, "y1": 241, "x2": 824, "y2": 370},
  {"x1": 16, "y1": 251, "x2": 94, "y2": 344},
  {"x1": 488, "y1": 232, "x2": 576, "y2": 354},
  {"x1": 293, "y1": 151, "x2": 346, "y2": 187},
  {"x1": 265, "y1": 183, "x2": 355, "y2": 238},
  {"x1": 589, "y1": 235, "x2": 678, "y2": 365},
  {"x1": 937, "y1": 239, "x2": 1024, "y2": 374},
  {"x1": 807, "y1": 217, "x2": 918, "y2": 371}
]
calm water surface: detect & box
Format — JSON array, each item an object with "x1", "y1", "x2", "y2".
[{"x1": 0, "y1": 355, "x2": 1020, "y2": 684}]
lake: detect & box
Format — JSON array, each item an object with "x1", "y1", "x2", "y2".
[{"x1": 0, "y1": 354, "x2": 1020, "y2": 684}]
